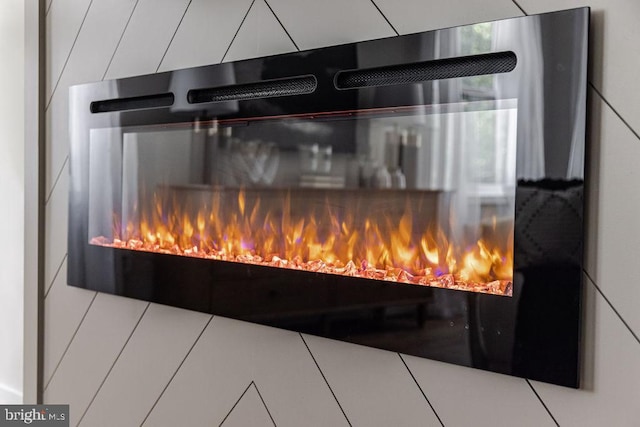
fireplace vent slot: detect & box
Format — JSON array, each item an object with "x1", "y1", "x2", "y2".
[
  {"x1": 188, "y1": 75, "x2": 317, "y2": 104},
  {"x1": 90, "y1": 93, "x2": 175, "y2": 113},
  {"x1": 335, "y1": 51, "x2": 516, "y2": 89}
]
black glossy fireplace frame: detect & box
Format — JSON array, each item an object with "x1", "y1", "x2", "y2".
[{"x1": 68, "y1": 8, "x2": 589, "y2": 387}]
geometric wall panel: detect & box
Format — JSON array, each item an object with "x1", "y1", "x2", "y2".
[{"x1": 42, "y1": 0, "x2": 640, "y2": 425}]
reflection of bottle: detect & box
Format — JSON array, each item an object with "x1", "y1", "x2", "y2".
[
  {"x1": 219, "y1": 127, "x2": 235, "y2": 186},
  {"x1": 346, "y1": 157, "x2": 361, "y2": 188},
  {"x1": 373, "y1": 165, "x2": 392, "y2": 188},
  {"x1": 402, "y1": 127, "x2": 421, "y2": 189},
  {"x1": 359, "y1": 158, "x2": 376, "y2": 188},
  {"x1": 205, "y1": 121, "x2": 219, "y2": 184},
  {"x1": 391, "y1": 168, "x2": 406, "y2": 189},
  {"x1": 384, "y1": 126, "x2": 400, "y2": 171}
]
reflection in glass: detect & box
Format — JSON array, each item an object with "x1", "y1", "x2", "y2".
[{"x1": 88, "y1": 101, "x2": 517, "y2": 296}]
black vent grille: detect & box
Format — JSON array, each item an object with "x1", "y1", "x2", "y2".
[
  {"x1": 188, "y1": 75, "x2": 317, "y2": 104},
  {"x1": 335, "y1": 51, "x2": 517, "y2": 89},
  {"x1": 90, "y1": 93, "x2": 174, "y2": 113}
]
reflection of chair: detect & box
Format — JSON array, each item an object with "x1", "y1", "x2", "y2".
[
  {"x1": 515, "y1": 179, "x2": 584, "y2": 267},
  {"x1": 470, "y1": 180, "x2": 583, "y2": 380}
]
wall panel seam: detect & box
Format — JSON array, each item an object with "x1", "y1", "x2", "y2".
[
  {"x1": 584, "y1": 271, "x2": 640, "y2": 344},
  {"x1": 525, "y1": 379, "x2": 560, "y2": 426},
  {"x1": 44, "y1": 253, "x2": 66, "y2": 298},
  {"x1": 252, "y1": 381, "x2": 277, "y2": 427},
  {"x1": 46, "y1": 0, "x2": 94, "y2": 111},
  {"x1": 221, "y1": 0, "x2": 257, "y2": 63},
  {"x1": 299, "y1": 334, "x2": 352, "y2": 426},
  {"x1": 218, "y1": 381, "x2": 255, "y2": 426},
  {"x1": 101, "y1": 0, "x2": 141, "y2": 80},
  {"x1": 43, "y1": 291, "x2": 97, "y2": 392},
  {"x1": 263, "y1": 0, "x2": 299, "y2": 51},
  {"x1": 398, "y1": 354, "x2": 444, "y2": 427},
  {"x1": 45, "y1": 155, "x2": 67, "y2": 205},
  {"x1": 510, "y1": 0, "x2": 527, "y2": 16},
  {"x1": 368, "y1": 0, "x2": 399, "y2": 36},
  {"x1": 139, "y1": 315, "x2": 214, "y2": 426},
  {"x1": 589, "y1": 82, "x2": 640, "y2": 143},
  {"x1": 155, "y1": 0, "x2": 193, "y2": 73},
  {"x1": 76, "y1": 302, "x2": 151, "y2": 426}
]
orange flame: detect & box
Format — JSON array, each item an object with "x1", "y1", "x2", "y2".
[{"x1": 91, "y1": 188, "x2": 513, "y2": 296}]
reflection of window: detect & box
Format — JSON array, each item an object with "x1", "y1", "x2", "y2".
[
  {"x1": 461, "y1": 107, "x2": 517, "y2": 198},
  {"x1": 459, "y1": 23, "x2": 494, "y2": 97},
  {"x1": 457, "y1": 24, "x2": 517, "y2": 198}
]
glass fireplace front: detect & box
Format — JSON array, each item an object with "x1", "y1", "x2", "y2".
[
  {"x1": 69, "y1": 7, "x2": 588, "y2": 388},
  {"x1": 88, "y1": 100, "x2": 517, "y2": 296}
]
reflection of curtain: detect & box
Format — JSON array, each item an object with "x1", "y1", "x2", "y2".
[
  {"x1": 494, "y1": 19, "x2": 546, "y2": 180},
  {"x1": 428, "y1": 32, "x2": 461, "y2": 192},
  {"x1": 122, "y1": 133, "x2": 139, "y2": 232},
  {"x1": 566, "y1": 21, "x2": 588, "y2": 179},
  {"x1": 87, "y1": 127, "x2": 122, "y2": 293},
  {"x1": 423, "y1": 26, "x2": 525, "y2": 243},
  {"x1": 427, "y1": 30, "x2": 479, "y2": 244},
  {"x1": 88, "y1": 128, "x2": 124, "y2": 239}
]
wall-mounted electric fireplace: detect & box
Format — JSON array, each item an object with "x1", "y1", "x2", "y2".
[{"x1": 68, "y1": 7, "x2": 589, "y2": 387}]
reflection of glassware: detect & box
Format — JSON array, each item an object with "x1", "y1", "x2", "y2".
[
  {"x1": 260, "y1": 142, "x2": 279, "y2": 185},
  {"x1": 230, "y1": 140, "x2": 279, "y2": 186}
]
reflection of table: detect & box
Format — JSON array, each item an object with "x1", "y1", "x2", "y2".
[
  {"x1": 161, "y1": 185, "x2": 449, "y2": 238},
  {"x1": 299, "y1": 174, "x2": 346, "y2": 189},
  {"x1": 108, "y1": 243, "x2": 438, "y2": 333},
  {"x1": 208, "y1": 261, "x2": 436, "y2": 323},
  {"x1": 218, "y1": 272, "x2": 435, "y2": 338}
]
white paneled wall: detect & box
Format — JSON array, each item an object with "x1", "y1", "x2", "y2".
[
  {"x1": 265, "y1": 0, "x2": 395, "y2": 50},
  {"x1": 373, "y1": 0, "x2": 523, "y2": 34},
  {"x1": 45, "y1": 0, "x2": 137, "y2": 195},
  {"x1": 223, "y1": 0, "x2": 296, "y2": 63},
  {"x1": 156, "y1": 0, "x2": 253, "y2": 71},
  {"x1": 103, "y1": 0, "x2": 191, "y2": 80},
  {"x1": 142, "y1": 317, "x2": 349, "y2": 427},
  {"x1": 43, "y1": 1, "x2": 640, "y2": 426},
  {"x1": 79, "y1": 305, "x2": 211, "y2": 427}
]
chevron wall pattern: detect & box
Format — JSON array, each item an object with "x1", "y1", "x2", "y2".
[{"x1": 42, "y1": 0, "x2": 640, "y2": 425}]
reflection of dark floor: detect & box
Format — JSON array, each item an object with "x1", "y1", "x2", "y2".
[
  {"x1": 268, "y1": 307, "x2": 472, "y2": 367},
  {"x1": 347, "y1": 314, "x2": 472, "y2": 367}
]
